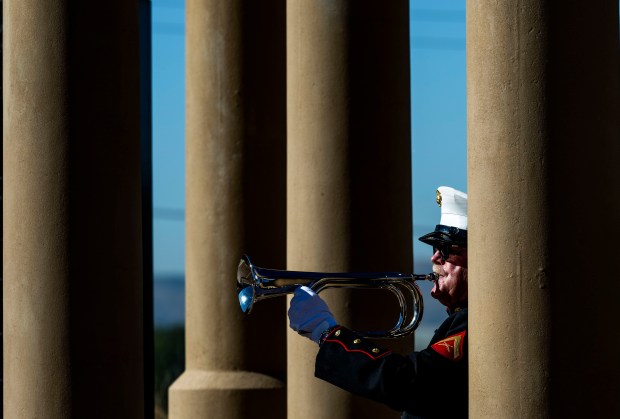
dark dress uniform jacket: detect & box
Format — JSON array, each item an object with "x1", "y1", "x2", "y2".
[{"x1": 315, "y1": 304, "x2": 468, "y2": 419}]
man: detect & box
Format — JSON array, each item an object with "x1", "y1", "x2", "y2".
[{"x1": 288, "y1": 186, "x2": 468, "y2": 419}]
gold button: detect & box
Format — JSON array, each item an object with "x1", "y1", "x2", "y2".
[
  {"x1": 334, "y1": 330, "x2": 341, "y2": 337},
  {"x1": 353, "y1": 339, "x2": 361, "y2": 344},
  {"x1": 371, "y1": 348, "x2": 380, "y2": 353}
]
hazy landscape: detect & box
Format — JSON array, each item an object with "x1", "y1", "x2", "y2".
[{"x1": 154, "y1": 275, "x2": 185, "y2": 327}]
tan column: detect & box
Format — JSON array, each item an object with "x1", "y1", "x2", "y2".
[
  {"x1": 287, "y1": 2, "x2": 353, "y2": 418},
  {"x1": 287, "y1": 1, "x2": 411, "y2": 418},
  {"x1": 4, "y1": 1, "x2": 71, "y2": 415},
  {"x1": 4, "y1": 1, "x2": 143, "y2": 417},
  {"x1": 168, "y1": 0, "x2": 287, "y2": 418},
  {"x1": 468, "y1": 1, "x2": 620, "y2": 417}
]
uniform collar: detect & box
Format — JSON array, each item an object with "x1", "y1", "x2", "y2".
[{"x1": 447, "y1": 300, "x2": 468, "y2": 315}]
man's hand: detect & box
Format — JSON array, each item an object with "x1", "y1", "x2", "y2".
[{"x1": 288, "y1": 286, "x2": 337, "y2": 344}]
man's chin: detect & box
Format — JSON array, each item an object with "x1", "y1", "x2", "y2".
[
  {"x1": 431, "y1": 292, "x2": 450, "y2": 307},
  {"x1": 430, "y1": 291, "x2": 442, "y2": 302}
]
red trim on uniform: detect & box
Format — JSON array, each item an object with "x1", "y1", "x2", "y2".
[
  {"x1": 430, "y1": 330, "x2": 466, "y2": 361},
  {"x1": 323, "y1": 338, "x2": 392, "y2": 360}
]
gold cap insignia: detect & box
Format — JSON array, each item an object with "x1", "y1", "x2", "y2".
[{"x1": 436, "y1": 190, "x2": 442, "y2": 207}]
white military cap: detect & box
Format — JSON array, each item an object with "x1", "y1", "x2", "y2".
[{"x1": 419, "y1": 186, "x2": 468, "y2": 247}]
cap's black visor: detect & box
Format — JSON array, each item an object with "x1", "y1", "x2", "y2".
[{"x1": 419, "y1": 224, "x2": 467, "y2": 248}]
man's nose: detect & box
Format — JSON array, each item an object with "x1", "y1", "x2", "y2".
[{"x1": 431, "y1": 250, "x2": 444, "y2": 264}]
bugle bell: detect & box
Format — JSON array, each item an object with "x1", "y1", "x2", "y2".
[{"x1": 236, "y1": 255, "x2": 437, "y2": 339}]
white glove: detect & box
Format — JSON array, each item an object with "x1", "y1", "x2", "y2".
[{"x1": 288, "y1": 286, "x2": 337, "y2": 344}]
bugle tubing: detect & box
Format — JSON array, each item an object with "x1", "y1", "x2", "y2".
[{"x1": 236, "y1": 255, "x2": 437, "y2": 339}]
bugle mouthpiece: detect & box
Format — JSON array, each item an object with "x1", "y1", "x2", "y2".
[{"x1": 414, "y1": 273, "x2": 438, "y2": 282}]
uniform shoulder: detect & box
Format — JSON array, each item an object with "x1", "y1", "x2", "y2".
[{"x1": 446, "y1": 306, "x2": 468, "y2": 331}]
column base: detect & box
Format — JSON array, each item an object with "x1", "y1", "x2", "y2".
[{"x1": 169, "y1": 370, "x2": 285, "y2": 419}]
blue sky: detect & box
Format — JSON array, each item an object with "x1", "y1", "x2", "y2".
[
  {"x1": 409, "y1": 0, "x2": 466, "y2": 346},
  {"x1": 152, "y1": 0, "x2": 185, "y2": 277},
  {"x1": 151, "y1": 0, "x2": 467, "y2": 346}
]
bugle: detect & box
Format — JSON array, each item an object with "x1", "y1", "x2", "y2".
[{"x1": 236, "y1": 255, "x2": 437, "y2": 339}]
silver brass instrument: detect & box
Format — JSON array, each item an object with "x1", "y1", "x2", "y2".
[{"x1": 236, "y1": 255, "x2": 437, "y2": 339}]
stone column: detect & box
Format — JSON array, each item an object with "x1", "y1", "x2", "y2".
[
  {"x1": 168, "y1": 0, "x2": 287, "y2": 418},
  {"x1": 468, "y1": 1, "x2": 620, "y2": 417},
  {"x1": 287, "y1": 2, "x2": 353, "y2": 417},
  {"x1": 4, "y1": 1, "x2": 144, "y2": 417},
  {"x1": 287, "y1": 1, "x2": 411, "y2": 418}
]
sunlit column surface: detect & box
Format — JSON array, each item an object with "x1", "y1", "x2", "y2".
[
  {"x1": 168, "y1": 0, "x2": 287, "y2": 418},
  {"x1": 468, "y1": 1, "x2": 620, "y2": 417},
  {"x1": 4, "y1": 0, "x2": 144, "y2": 417},
  {"x1": 287, "y1": 2, "x2": 354, "y2": 418},
  {"x1": 287, "y1": 1, "x2": 412, "y2": 418}
]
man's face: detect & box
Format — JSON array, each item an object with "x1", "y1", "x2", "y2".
[{"x1": 430, "y1": 246, "x2": 468, "y2": 308}]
